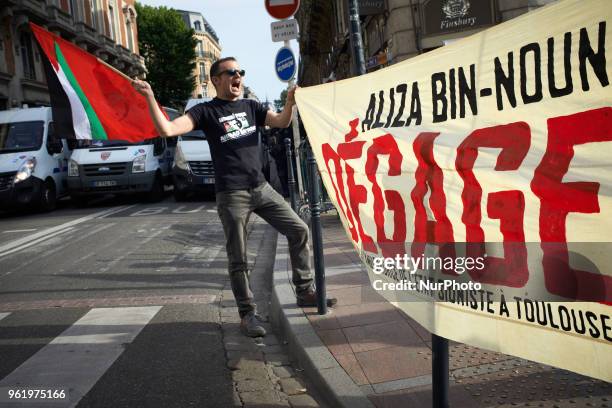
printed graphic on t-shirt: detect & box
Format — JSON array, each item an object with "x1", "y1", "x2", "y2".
[{"x1": 218, "y1": 112, "x2": 256, "y2": 143}]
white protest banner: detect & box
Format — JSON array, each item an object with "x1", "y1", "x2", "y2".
[{"x1": 296, "y1": 0, "x2": 611, "y2": 381}]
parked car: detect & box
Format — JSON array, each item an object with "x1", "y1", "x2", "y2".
[
  {"x1": 67, "y1": 107, "x2": 179, "y2": 204},
  {"x1": 0, "y1": 107, "x2": 70, "y2": 211},
  {"x1": 172, "y1": 98, "x2": 214, "y2": 201}
]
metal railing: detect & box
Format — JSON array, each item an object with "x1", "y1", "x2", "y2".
[
  {"x1": 298, "y1": 139, "x2": 334, "y2": 216},
  {"x1": 284, "y1": 136, "x2": 332, "y2": 315}
]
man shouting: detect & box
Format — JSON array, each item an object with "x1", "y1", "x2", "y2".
[{"x1": 133, "y1": 57, "x2": 335, "y2": 337}]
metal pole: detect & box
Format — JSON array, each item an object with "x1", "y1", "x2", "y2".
[
  {"x1": 285, "y1": 38, "x2": 304, "y2": 202},
  {"x1": 432, "y1": 334, "x2": 449, "y2": 408},
  {"x1": 307, "y1": 146, "x2": 326, "y2": 314},
  {"x1": 348, "y1": 0, "x2": 366, "y2": 76},
  {"x1": 284, "y1": 137, "x2": 298, "y2": 212}
]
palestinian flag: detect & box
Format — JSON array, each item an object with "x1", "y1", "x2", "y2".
[{"x1": 30, "y1": 23, "x2": 163, "y2": 142}]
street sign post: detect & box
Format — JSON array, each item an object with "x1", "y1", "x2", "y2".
[
  {"x1": 265, "y1": 0, "x2": 304, "y2": 219},
  {"x1": 274, "y1": 46, "x2": 296, "y2": 82},
  {"x1": 271, "y1": 19, "x2": 299, "y2": 42},
  {"x1": 265, "y1": 0, "x2": 300, "y2": 20}
]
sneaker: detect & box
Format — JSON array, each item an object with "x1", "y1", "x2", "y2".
[
  {"x1": 240, "y1": 311, "x2": 267, "y2": 337},
  {"x1": 296, "y1": 290, "x2": 338, "y2": 308}
]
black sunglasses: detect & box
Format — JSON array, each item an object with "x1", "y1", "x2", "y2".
[{"x1": 217, "y1": 69, "x2": 245, "y2": 77}]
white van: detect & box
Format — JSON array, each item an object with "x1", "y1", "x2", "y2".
[
  {"x1": 172, "y1": 98, "x2": 214, "y2": 201},
  {"x1": 67, "y1": 108, "x2": 178, "y2": 203},
  {"x1": 0, "y1": 107, "x2": 70, "y2": 211}
]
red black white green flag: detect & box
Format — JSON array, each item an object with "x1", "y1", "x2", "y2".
[{"x1": 30, "y1": 23, "x2": 161, "y2": 142}]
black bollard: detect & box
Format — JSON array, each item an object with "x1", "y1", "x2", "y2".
[
  {"x1": 432, "y1": 334, "x2": 449, "y2": 408},
  {"x1": 284, "y1": 138, "x2": 298, "y2": 212},
  {"x1": 307, "y1": 147, "x2": 327, "y2": 315}
]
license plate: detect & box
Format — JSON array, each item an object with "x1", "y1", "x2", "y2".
[
  {"x1": 203, "y1": 177, "x2": 215, "y2": 184},
  {"x1": 93, "y1": 180, "x2": 117, "y2": 187}
]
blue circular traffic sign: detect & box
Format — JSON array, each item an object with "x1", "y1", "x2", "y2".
[{"x1": 275, "y1": 47, "x2": 296, "y2": 82}]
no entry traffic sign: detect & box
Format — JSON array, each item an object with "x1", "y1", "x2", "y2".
[
  {"x1": 275, "y1": 47, "x2": 296, "y2": 82},
  {"x1": 265, "y1": 0, "x2": 300, "y2": 20}
]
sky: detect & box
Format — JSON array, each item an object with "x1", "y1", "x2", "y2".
[{"x1": 137, "y1": 0, "x2": 299, "y2": 104}]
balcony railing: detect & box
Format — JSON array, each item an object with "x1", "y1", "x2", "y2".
[{"x1": 196, "y1": 50, "x2": 216, "y2": 60}]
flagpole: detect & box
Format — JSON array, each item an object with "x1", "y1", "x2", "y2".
[{"x1": 96, "y1": 57, "x2": 133, "y2": 82}]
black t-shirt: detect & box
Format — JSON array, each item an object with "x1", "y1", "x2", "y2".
[{"x1": 187, "y1": 98, "x2": 269, "y2": 192}]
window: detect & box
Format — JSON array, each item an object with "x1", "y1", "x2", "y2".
[
  {"x1": 124, "y1": 7, "x2": 136, "y2": 50},
  {"x1": 20, "y1": 32, "x2": 36, "y2": 80},
  {"x1": 108, "y1": 3, "x2": 116, "y2": 40},
  {"x1": 194, "y1": 20, "x2": 201, "y2": 31},
  {"x1": 334, "y1": 1, "x2": 346, "y2": 36},
  {"x1": 46, "y1": 123, "x2": 63, "y2": 155},
  {"x1": 107, "y1": 1, "x2": 121, "y2": 43},
  {"x1": 70, "y1": 0, "x2": 77, "y2": 17},
  {"x1": 91, "y1": 0, "x2": 98, "y2": 29},
  {"x1": 126, "y1": 19, "x2": 134, "y2": 51},
  {"x1": 199, "y1": 62, "x2": 206, "y2": 82},
  {"x1": 0, "y1": 36, "x2": 6, "y2": 73},
  {"x1": 0, "y1": 121, "x2": 44, "y2": 153}
]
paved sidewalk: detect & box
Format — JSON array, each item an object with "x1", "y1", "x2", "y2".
[
  {"x1": 271, "y1": 212, "x2": 612, "y2": 408},
  {"x1": 221, "y1": 219, "x2": 322, "y2": 408}
]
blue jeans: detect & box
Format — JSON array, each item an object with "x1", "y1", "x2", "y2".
[{"x1": 216, "y1": 182, "x2": 313, "y2": 317}]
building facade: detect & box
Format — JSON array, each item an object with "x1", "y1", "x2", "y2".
[
  {"x1": 177, "y1": 10, "x2": 221, "y2": 99},
  {"x1": 296, "y1": 0, "x2": 557, "y2": 86},
  {"x1": 0, "y1": 0, "x2": 146, "y2": 109},
  {"x1": 243, "y1": 85, "x2": 259, "y2": 102}
]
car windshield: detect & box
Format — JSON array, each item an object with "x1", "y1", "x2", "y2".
[
  {"x1": 69, "y1": 138, "x2": 157, "y2": 149},
  {"x1": 181, "y1": 130, "x2": 207, "y2": 141},
  {"x1": 0, "y1": 121, "x2": 44, "y2": 153}
]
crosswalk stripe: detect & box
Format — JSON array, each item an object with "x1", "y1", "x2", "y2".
[
  {"x1": 0, "y1": 306, "x2": 161, "y2": 407},
  {"x1": 0, "y1": 313, "x2": 10, "y2": 322}
]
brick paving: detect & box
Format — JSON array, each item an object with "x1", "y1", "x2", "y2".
[
  {"x1": 0, "y1": 294, "x2": 217, "y2": 311},
  {"x1": 299, "y1": 213, "x2": 612, "y2": 408}
]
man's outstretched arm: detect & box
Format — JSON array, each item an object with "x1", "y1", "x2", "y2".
[
  {"x1": 265, "y1": 86, "x2": 297, "y2": 129},
  {"x1": 132, "y1": 79, "x2": 195, "y2": 137}
]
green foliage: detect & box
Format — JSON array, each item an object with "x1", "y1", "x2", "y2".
[
  {"x1": 135, "y1": 3, "x2": 197, "y2": 109},
  {"x1": 274, "y1": 89, "x2": 288, "y2": 112}
]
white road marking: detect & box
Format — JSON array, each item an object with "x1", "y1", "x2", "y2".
[
  {"x1": 98, "y1": 225, "x2": 170, "y2": 273},
  {"x1": 172, "y1": 205, "x2": 207, "y2": 214},
  {"x1": 0, "y1": 205, "x2": 135, "y2": 258},
  {"x1": 2, "y1": 223, "x2": 116, "y2": 277},
  {"x1": 0, "y1": 312, "x2": 10, "y2": 322},
  {"x1": 68, "y1": 223, "x2": 117, "y2": 266},
  {"x1": 2, "y1": 229, "x2": 37, "y2": 233},
  {"x1": 129, "y1": 207, "x2": 167, "y2": 217},
  {"x1": 0, "y1": 227, "x2": 74, "y2": 259},
  {"x1": 0, "y1": 306, "x2": 161, "y2": 408},
  {"x1": 96, "y1": 205, "x2": 137, "y2": 219}
]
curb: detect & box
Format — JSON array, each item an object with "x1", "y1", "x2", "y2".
[{"x1": 269, "y1": 234, "x2": 375, "y2": 408}]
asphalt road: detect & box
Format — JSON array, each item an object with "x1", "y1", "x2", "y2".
[{"x1": 0, "y1": 193, "x2": 256, "y2": 407}]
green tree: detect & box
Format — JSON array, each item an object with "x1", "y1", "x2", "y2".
[
  {"x1": 274, "y1": 89, "x2": 288, "y2": 112},
  {"x1": 135, "y1": 3, "x2": 196, "y2": 108}
]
